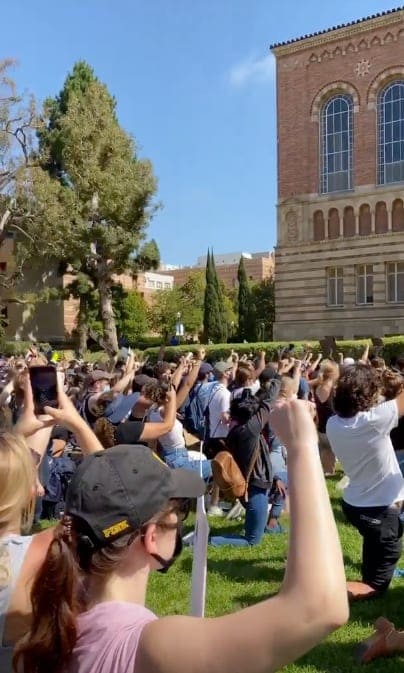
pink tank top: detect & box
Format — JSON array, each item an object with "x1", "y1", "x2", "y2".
[{"x1": 65, "y1": 601, "x2": 157, "y2": 673}]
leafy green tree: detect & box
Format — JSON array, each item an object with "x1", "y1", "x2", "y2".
[
  {"x1": 148, "y1": 288, "x2": 182, "y2": 341},
  {"x1": 114, "y1": 289, "x2": 149, "y2": 344},
  {"x1": 178, "y1": 271, "x2": 204, "y2": 335},
  {"x1": 15, "y1": 61, "x2": 159, "y2": 355},
  {"x1": 251, "y1": 278, "x2": 275, "y2": 341}
]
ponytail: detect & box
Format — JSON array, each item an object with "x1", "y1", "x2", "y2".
[{"x1": 13, "y1": 516, "x2": 83, "y2": 673}]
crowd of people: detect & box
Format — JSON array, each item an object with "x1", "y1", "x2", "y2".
[{"x1": 1, "y1": 340, "x2": 404, "y2": 669}]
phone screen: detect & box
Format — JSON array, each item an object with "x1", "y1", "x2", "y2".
[{"x1": 29, "y1": 366, "x2": 58, "y2": 415}]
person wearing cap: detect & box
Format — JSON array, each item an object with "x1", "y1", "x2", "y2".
[{"x1": 13, "y1": 400, "x2": 349, "y2": 673}]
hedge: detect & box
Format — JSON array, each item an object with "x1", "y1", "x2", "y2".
[{"x1": 142, "y1": 337, "x2": 404, "y2": 364}]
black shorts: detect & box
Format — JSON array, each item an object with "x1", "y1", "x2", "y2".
[{"x1": 342, "y1": 500, "x2": 403, "y2": 592}]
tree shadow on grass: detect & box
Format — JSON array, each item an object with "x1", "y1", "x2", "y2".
[{"x1": 179, "y1": 555, "x2": 287, "y2": 584}]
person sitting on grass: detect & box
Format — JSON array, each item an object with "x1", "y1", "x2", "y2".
[
  {"x1": 326, "y1": 364, "x2": 404, "y2": 601},
  {"x1": 13, "y1": 399, "x2": 348, "y2": 673}
]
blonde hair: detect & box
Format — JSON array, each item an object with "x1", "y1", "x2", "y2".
[
  {"x1": 279, "y1": 376, "x2": 298, "y2": 399},
  {"x1": 318, "y1": 360, "x2": 339, "y2": 384},
  {"x1": 0, "y1": 433, "x2": 35, "y2": 532}
]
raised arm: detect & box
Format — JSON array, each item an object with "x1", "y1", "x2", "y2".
[
  {"x1": 140, "y1": 390, "x2": 177, "y2": 440},
  {"x1": 254, "y1": 350, "x2": 266, "y2": 380},
  {"x1": 136, "y1": 399, "x2": 348, "y2": 673},
  {"x1": 175, "y1": 350, "x2": 205, "y2": 409}
]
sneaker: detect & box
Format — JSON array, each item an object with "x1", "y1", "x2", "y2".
[
  {"x1": 207, "y1": 505, "x2": 225, "y2": 517},
  {"x1": 226, "y1": 500, "x2": 244, "y2": 520}
]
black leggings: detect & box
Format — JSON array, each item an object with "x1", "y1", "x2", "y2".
[{"x1": 342, "y1": 500, "x2": 403, "y2": 592}]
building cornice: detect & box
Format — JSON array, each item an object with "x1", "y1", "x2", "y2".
[{"x1": 271, "y1": 7, "x2": 404, "y2": 56}]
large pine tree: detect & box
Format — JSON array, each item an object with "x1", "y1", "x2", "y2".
[{"x1": 16, "y1": 61, "x2": 159, "y2": 355}]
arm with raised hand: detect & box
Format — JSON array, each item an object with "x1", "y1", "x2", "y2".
[
  {"x1": 140, "y1": 389, "x2": 177, "y2": 440},
  {"x1": 136, "y1": 399, "x2": 348, "y2": 673},
  {"x1": 43, "y1": 376, "x2": 104, "y2": 455},
  {"x1": 254, "y1": 350, "x2": 267, "y2": 379},
  {"x1": 175, "y1": 349, "x2": 205, "y2": 409}
]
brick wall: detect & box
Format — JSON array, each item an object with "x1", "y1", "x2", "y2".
[{"x1": 273, "y1": 10, "x2": 404, "y2": 341}]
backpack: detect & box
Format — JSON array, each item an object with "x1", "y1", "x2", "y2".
[
  {"x1": 45, "y1": 455, "x2": 76, "y2": 503},
  {"x1": 183, "y1": 384, "x2": 219, "y2": 441},
  {"x1": 212, "y1": 438, "x2": 261, "y2": 502},
  {"x1": 182, "y1": 384, "x2": 207, "y2": 440}
]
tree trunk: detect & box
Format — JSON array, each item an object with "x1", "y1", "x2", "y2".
[
  {"x1": 77, "y1": 295, "x2": 88, "y2": 356},
  {"x1": 98, "y1": 276, "x2": 118, "y2": 356}
]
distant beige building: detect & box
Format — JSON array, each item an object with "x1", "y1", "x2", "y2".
[
  {"x1": 272, "y1": 7, "x2": 404, "y2": 340},
  {"x1": 0, "y1": 235, "x2": 173, "y2": 343},
  {"x1": 161, "y1": 251, "x2": 274, "y2": 289}
]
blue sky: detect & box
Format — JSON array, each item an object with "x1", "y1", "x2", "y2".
[{"x1": 1, "y1": 1, "x2": 399, "y2": 265}]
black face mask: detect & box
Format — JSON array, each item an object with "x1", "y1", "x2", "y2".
[{"x1": 151, "y1": 529, "x2": 183, "y2": 574}]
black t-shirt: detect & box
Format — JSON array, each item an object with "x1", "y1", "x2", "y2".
[
  {"x1": 226, "y1": 401, "x2": 273, "y2": 490},
  {"x1": 114, "y1": 421, "x2": 145, "y2": 445}
]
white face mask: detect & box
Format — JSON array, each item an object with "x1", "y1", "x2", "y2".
[{"x1": 103, "y1": 385, "x2": 111, "y2": 393}]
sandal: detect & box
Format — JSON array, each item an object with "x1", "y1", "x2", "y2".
[{"x1": 355, "y1": 618, "x2": 396, "y2": 664}]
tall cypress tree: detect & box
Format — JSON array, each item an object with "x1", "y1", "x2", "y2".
[
  {"x1": 203, "y1": 249, "x2": 222, "y2": 343},
  {"x1": 237, "y1": 256, "x2": 257, "y2": 342},
  {"x1": 210, "y1": 251, "x2": 228, "y2": 343}
]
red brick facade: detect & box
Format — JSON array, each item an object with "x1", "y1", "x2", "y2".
[{"x1": 272, "y1": 9, "x2": 404, "y2": 341}]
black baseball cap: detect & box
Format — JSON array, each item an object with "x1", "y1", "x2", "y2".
[{"x1": 65, "y1": 445, "x2": 205, "y2": 547}]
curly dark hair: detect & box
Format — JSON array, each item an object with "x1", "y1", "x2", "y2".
[
  {"x1": 381, "y1": 369, "x2": 404, "y2": 401},
  {"x1": 333, "y1": 364, "x2": 381, "y2": 418}
]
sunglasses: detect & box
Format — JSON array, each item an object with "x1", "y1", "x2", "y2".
[{"x1": 155, "y1": 499, "x2": 191, "y2": 531}]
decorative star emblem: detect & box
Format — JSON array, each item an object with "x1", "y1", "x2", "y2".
[{"x1": 355, "y1": 59, "x2": 371, "y2": 78}]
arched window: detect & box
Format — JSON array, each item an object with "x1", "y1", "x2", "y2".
[
  {"x1": 378, "y1": 81, "x2": 404, "y2": 185},
  {"x1": 328, "y1": 208, "x2": 340, "y2": 239},
  {"x1": 320, "y1": 95, "x2": 353, "y2": 194},
  {"x1": 359, "y1": 204, "x2": 371, "y2": 235},
  {"x1": 392, "y1": 198, "x2": 404, "y2": 231},
  {"x1": 343, "y1": 206, "x2": 355, "y2": 237},
  {"x1": 313, "y1": 210, "x2": 325, "y2": 240},
  {"x1": 375, "y1": 201, "x2": 388, "y2": 234}
]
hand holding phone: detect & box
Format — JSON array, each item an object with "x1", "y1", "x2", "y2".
[{"x1": 29, "y1": 366, "x2": 58, "y2": 415}]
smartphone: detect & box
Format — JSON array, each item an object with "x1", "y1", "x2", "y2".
[{"x1": 29, "y1": 366, "x2": 58, "y2": 415}]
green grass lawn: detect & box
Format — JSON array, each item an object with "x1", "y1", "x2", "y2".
[{"x1": 146, "y1": 476, "x2": 404, "y2": 672}]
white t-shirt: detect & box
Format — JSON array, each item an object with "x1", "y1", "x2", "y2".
[
  {"x1": 326, "y1": 399, "x2": 404, "y2": 507},
  {"x1": 230, "y1": 380, "x2": 260, "y2": 400},
  {"x1": 208, "y1": 384, "x2": 230, "y2": 439},
  {"x1": 148, "y1": 409, "x2": 185, "y2": 450}
]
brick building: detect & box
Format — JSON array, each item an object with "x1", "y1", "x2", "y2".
[
  {"x1": 162, "y1": 251, "x2": 274, "y2": 289},
  {"x1": 272, "y1": 7, "x2": 404, "y2": 340}
]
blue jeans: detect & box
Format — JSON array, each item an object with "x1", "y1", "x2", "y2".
[
  {"x1": 269, "y1": 470, "x2": 288, "y2": 519},
  {"x1": 210, "y1": 485, "x2": 269, "y2": 547},
  {"x1": 162, "y1": 448, "x2": 212, "y2": 481}
]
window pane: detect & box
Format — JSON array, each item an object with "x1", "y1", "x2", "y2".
[
  {"x1": 397, "y1": 263, "x2": 404, "y2": 273},
  {"x1": 366, "y1": 275, "x2": 373, "y2": 304},
  {"x1": 321, "y1": 95, "x2": 353, "y2": 194},
  {"x1": 388, "y1": 273, "x2": 396, "y2": 301},
  {"x1": 398, "y1": 273, "x2": 404, "y2": 302},
  {"x1": 379, "y1": 81, "x2": 404, "y2": 185},
  {"x1": 357, "y1": 275, "x2": 365, "y2": 303},
  {"x1": 337, "y1": 277, "x2": 343, "y2": 305}
]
